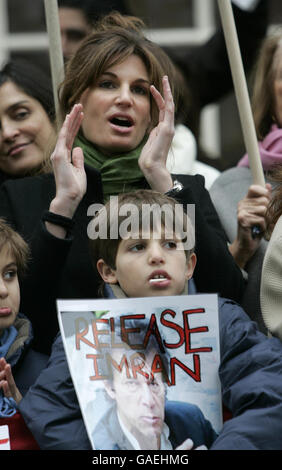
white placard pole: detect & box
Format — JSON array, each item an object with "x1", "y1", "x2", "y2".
[
  {"x1": 44, "y1": 0, "x2": 64, "y2": 126},
  {"x1": 217, "y1": 0, "x2": 265, "y2": 186}
]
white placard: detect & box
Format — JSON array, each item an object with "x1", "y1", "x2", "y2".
[{"x1": 0, "y1": 425, "x2": 10, "y2": 450}]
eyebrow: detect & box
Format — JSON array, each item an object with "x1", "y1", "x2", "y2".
[
  {"x1": 100, "y1": 71, "x2": 150, "y2": 85},
  {"x1": 64, "y1": 28, "x2": 87, "y2": 34},
  {"x1": 123, "y1": 231, "x2": 180, "y2": 242},
  {"x1": 4, "y1": 262, "x2": 17, "y2": 268},
  {"x1": 7, "y1": 100, "x2": 30, "y2": 113}
]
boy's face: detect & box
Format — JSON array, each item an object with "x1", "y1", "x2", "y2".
[
  {"x1": 97, "y1": 228, "x2": 196, "y2": 298},
  {"x1": 0, "y1": 245, "x2": 20, "y2": 336}
]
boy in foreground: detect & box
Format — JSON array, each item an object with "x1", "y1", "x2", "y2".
[{"x1": 10, "y1": 190, "x2": 282, "y2": 450}]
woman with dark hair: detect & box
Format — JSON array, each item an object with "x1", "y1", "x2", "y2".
[
  {"x1": 0, "y1": 60, "x2": 56, "y2": 184},
  {"x1": 0, "y1": 13, "x2": 244, "y2": 354}
]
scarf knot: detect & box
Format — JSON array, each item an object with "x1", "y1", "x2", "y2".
[{"x1": 74, "y1": 133, "x2": 147, "y2": 200}]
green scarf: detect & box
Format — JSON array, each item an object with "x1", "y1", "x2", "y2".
[{"x1": 74, "y1": 133, "x2": 146, "y2": 201}]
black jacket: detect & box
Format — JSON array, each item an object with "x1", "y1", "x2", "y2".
[
  {"x1": 0, "y1": 166, "x2": 244, "y2": 354},
  {"x1": 6, "y1": 314, "x2": 48, "y2": 397}
]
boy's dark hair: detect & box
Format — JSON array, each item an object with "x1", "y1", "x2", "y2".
[
  {"x1": 88, "y1": 189, "x2": 195, "y2": 278},
  {"x1": 0, "y1": 219, "x2": 30, "y2": 277}
]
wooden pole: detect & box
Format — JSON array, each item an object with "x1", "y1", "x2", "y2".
[
  {"x1": 44, "y1": 0, "x2": 64, "y2": 127},
  {"x1": 217, "y1": 0, "x2": 265, "y2": 186}
]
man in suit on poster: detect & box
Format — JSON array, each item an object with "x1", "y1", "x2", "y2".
[{"x1": 91, "y1": 326, "x2": 217, "y2": 451}]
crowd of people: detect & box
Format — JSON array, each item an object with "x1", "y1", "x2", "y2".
[{"x1": 0, "y1": 0, "x2": 282, "y2": 451}]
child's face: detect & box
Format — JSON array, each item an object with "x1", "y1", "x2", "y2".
[
  {"x1": 0, "y1": 245, "x2": 20, "y2": 336},
  {"x1": 97, "y1": 228, "x2": 196, "y2": 298}
]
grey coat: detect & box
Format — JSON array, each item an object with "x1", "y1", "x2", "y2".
[{"x1": 210, "y1": 167, "x2": 269, "y2": 332}]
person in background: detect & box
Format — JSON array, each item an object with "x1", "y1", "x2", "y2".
[
  {"x1": 58, "y1": 0, "x2": 129, "y2": 61},
  {"x1": 0, "y1": 219, "x2": 48, "y2": 450},
  {"x1": 163, "y1": 0, "x2": 268, "y2": 165},
  {"x1": 260, "y1": 164, "x2": 282, "y2": 340},
  {"x1": 209, "y1": 31, "x2": 282, "y2": 331},
  {"x1": 0, "y1": 60, "x2": 56, "y2": 185}
]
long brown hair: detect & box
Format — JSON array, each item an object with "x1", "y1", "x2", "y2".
[
  {"x1": 252, "y1": 31, "x2": 282, "y2": 140},
  {"x1": 41, "y1": 13, "x2": 178, "y2": 173},
  {"x1": 59, "y1": 12, "x2": 178, "y2": 128}
]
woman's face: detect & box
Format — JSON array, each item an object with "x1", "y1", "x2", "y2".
[
  {"x1": 273, "y1": 45, "x2": 282, "y2": 127},
  {"x1": 79, "y1": 54, "x2": 152, "y2": 155},
  {"x1": 0, "y1": 81, "x2": 55, "y2": 176}
]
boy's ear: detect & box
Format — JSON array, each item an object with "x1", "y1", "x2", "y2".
[
  {"x1": 96, "y1": 259, "x2": 118, "y2": 284},
  {"x1": 185, "y1": 253, "x2": 197, "y2": 280}
]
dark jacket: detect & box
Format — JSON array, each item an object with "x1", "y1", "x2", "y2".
[
  {"x1": 211, "y1": 305, "x2": 282, "y2": 450},
  {"x1": 92, "y1": 399, "x2": 217, "y2": 450},
  {"x1": 19, "y1": 296, "x2": 282, "y2": 450},
  {"x1": 6, "y1": 313, "x2": 48, "y2": 397},
  {"x1": 0, "y1": 166, "x2": 244, "y2": 354}
]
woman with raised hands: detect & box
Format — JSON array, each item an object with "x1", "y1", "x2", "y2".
[{"x1": 0, "y1": 12, "x2": 244, "y2": 354}]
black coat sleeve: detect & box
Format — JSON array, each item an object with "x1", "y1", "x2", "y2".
[
  {"x1": 0, "y1": 179, "x2": 73, "y2": 354},
  {"x1": 211, "y1": 299, "x2": 282, "y2": 450},
  {"x1": 0, "y1": 168, "x2": 103, "y2": 355},
  {"x1": 173, "y1": 174, "x2": 245, "y2": 302},
  {"x1": 18, "y1": 333, "x2": 91, "y2": 450}
]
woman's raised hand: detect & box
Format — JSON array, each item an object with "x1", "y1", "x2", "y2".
[
  {"x1": 46, "y1": 104, "x2": 86, "y2": 238},
  {"x1": 138, "y1": 75, "x2": 174, "y2": 193},
  {"x1": 50, "y1": 104, "x2": 86, "y2": 217}
]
